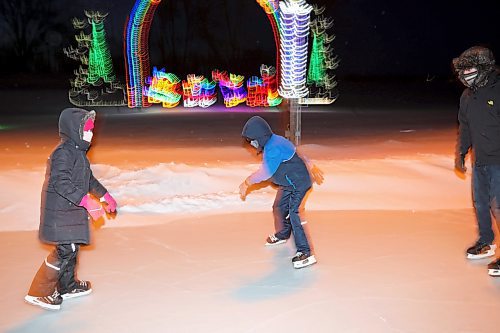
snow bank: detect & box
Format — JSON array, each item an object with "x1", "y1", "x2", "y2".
[{"x1": 0, "y1": 154, "x2": 472, "y2": 231}]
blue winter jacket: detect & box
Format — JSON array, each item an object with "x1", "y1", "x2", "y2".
[{"x1": 242, "y1": 116, "x2": 311, "y2": 189}]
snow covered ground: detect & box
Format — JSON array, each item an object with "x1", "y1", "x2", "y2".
[{"x1": 1, "y1": 92, "x2": 499, "y2": 332}]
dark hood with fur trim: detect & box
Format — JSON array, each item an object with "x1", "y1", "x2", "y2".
[
  {"x1": 58, "y1": 108, "x2": 96, "y2": 151},
  {"x1": 453, "y1": 46, "x2": 496, "y2": 89}
]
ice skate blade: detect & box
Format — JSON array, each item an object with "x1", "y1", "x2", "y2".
[
  {"x1": 293, "y1": 255, "x2": 317, "y2": 269},
  {"x1": 62, "y1": 288, "x2": 92, "y2": 300},
  {"x1": 488, "y1": 269, "x2": 500, "y2": 277},
  {"x1": 24, "y1": 295, "x2": 61, "y2": 311},
  {"x1": 265, "y1": 239, "x2": 286, "y2": 246}
]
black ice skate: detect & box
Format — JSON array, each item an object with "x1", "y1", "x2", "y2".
[
  {"x1": 466, "y1": 242, "x2": 496, "y2": 259},
  {"x1": 265, "y1": 234, "x2": 286, "y2": 246},
  {"x1": 488, "y1": 258, "x2": 500, "y2": 277},
  {"x1": 24, "y1": 290, "x2": 63, "y2": 311},
  {"x1": 292, "y1": 252, "x2": 317, "y2": 269},
  {"x1": 62, "y1": 280, "x2": 92, "y2": 300}
]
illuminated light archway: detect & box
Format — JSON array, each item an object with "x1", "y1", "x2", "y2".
[{"x1": 124, "y1": 0, "x2": 283, "y2": 108}]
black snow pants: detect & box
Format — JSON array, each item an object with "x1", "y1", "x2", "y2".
[{"x1": 27, "y1": 243, "x2": 80, "y2": 297}]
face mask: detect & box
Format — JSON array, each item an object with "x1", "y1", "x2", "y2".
[
  {"x1": 84, "y1": 118, "x2": 94, "y2": 131},
  {"x1": 463, "y1": 70, "x2": 478, "y2": 86},
  {"x1": 82, "y1": 130, "x2": 93, "y2": 142},
  {"x1": 250, "y1": 140, "x2": 259, "y2": 149}
]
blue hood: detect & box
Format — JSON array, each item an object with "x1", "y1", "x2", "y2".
[{"x1": 241, "y1": 116, "x2": 273, "y2": 148}]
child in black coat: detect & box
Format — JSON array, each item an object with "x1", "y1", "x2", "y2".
[{"x1": 25, "y1": 108, "x2": 117, "y2": 310}]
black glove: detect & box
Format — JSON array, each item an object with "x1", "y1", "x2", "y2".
[{"x1": 454, "y1": 154, "x2": 467, "y2": 173}]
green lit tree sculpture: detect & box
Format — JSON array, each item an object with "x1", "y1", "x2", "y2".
[
  {"x1": 305, "y1": 5, "x2": 339, "y2": 104},
  {"x1": 64, "y1": 11, "x2": 126, "y2": 106}
]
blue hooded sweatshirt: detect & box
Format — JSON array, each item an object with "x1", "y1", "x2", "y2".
[{"x1": 242, "y1": 116, "x2": 311, "y2": 189}]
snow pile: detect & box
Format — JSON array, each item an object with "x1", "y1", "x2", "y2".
[
  {"x1": 92, "y1": 163, "x2": 274, "y2": 214},
  {"x1": 0, "y1": 153, "x2": 472, "y2": 231}
]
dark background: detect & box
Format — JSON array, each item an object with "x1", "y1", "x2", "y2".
[{"x1": 0, "y1": 0, "x2": 499, "y2": 93}]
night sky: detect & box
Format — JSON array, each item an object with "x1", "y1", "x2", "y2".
[{"x1": 1, "y1": 0, "x2": 499, "y2": 80}]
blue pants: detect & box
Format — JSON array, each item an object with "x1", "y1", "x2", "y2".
[
  {"x1": 273, "y1": 185, "x2": 312, "y2": 255},
  {"x1": 472, "y1": 164, "x2": 500, "y2": 244}
]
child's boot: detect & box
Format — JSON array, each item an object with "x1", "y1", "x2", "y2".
[
  {"x1": 292, "y1": 252, "x2": 317, "y2": 269},
  {"x1": 61, "y1": 280, "x2": 92, "y2": 300},
  {"x1": 25, "y1": 290, "x2": 63, "y2": 310}
]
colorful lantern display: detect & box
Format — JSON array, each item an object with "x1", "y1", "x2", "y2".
[
  {"x1": 64, "y1": 11, "x2": 126, "y2": 106},
  {"x1": 182, "y1": 75, "x2": 217, "y2": 108},
  {"x1": 255, "y1": 0, "x2": 281, "y2": 84},
  {"x1": 121, "y1": 0, "x2": 337, "y2": 109},
  {"x1": 144, "y1": 67, "x2": 182, "y2": 108},
  {"x1": 304, "y1": 5, "x2": 339, "y2": 104},
  {"x1": 247, "y1": 65, "x2": 282, "y2": 107},
  {"x1": 212, "y1": 70, "x2": 247, "y2": 108},
  {"x1": 125, "y1": 0, "x2": 161, "y2": 108},
  {"x1": 278, "y1": 0, "x2": 313, "y2": 99}
]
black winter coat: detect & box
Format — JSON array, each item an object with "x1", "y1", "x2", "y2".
[
  {"x1": 457, "y1": 71, "x2": 500, "y2": 165},
  {"x1": 39, "y1": 108, "x2": 107, "y2": 245}
]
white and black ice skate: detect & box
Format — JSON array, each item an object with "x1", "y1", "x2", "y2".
[
  {"x1": 488, "y1": 258, "x2": 500, "y2": 277},
  {"x1": 62, "y1": 280, "x2": 92, "y2": 300},
  {"x1": 466, "y1": 242, "x2": 496, "y2": 259},
  {"x1": 292, "y1": 252, "x2": 317, "y2": 269},
  {"x1": 266, "y1": 234, "x2": 286, "y2": 246},
  {"x1": 24, "y1": 290, "x2": 63, "y2": 311}
]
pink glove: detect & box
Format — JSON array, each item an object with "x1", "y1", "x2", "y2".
[
  {"x1": 79, "y1": 194, "x2": 104, "y2": 220},
  {"x1": 100, "y1": 192, "x2": 117, "y2": 213}
]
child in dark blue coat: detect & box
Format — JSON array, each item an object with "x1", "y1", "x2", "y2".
[{"x1": 239, "y1": 116, "x2": 322, "y2": 269}]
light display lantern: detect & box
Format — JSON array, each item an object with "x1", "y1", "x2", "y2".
[
  {"x1": 304, "y1": 5, "x2": 339, "y2": 104},
  {"x1": 144, "y1": 67, "x2": 182, "y2": 108},
  {"x1": 122, "y1": 0, "x2": 337, "y2": 109},
  {"x1": 212, "y1": 70, "x2": 247, "y2": 108},
  {"x1": 182, "y1": 75, "x2": 217, "y2": 108},
  {"x1": 65, "y1": 11, "x2": 126, "y2": 107},
  {"x1": 278, "y1": 0, "x2": 313, "y2": 99}
]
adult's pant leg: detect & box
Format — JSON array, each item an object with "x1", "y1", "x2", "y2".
[
  {"x1": 473, "y1": 166, "x2": 495, "y2": 244},
  {"x1": 488, "y1": 165, "x2": 500, "y2": 242}
]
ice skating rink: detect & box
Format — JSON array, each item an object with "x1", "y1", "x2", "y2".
[
  {"x1": 1, "y1": 96, "x2": 499, "y2": 332},
  {"x1": 2, "y1": 209, "x2": 499, "y2": 332}
]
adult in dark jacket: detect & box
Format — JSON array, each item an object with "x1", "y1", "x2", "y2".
[
  {"x1": 453, "y1": 46, "x2": 500, "y2": 276},
  {"x1": 25, "y1": 108, "x2": 118, "y2": 310},
  {"x1": 239, "y1": 116, "x2": 323, "y2": 269}
]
